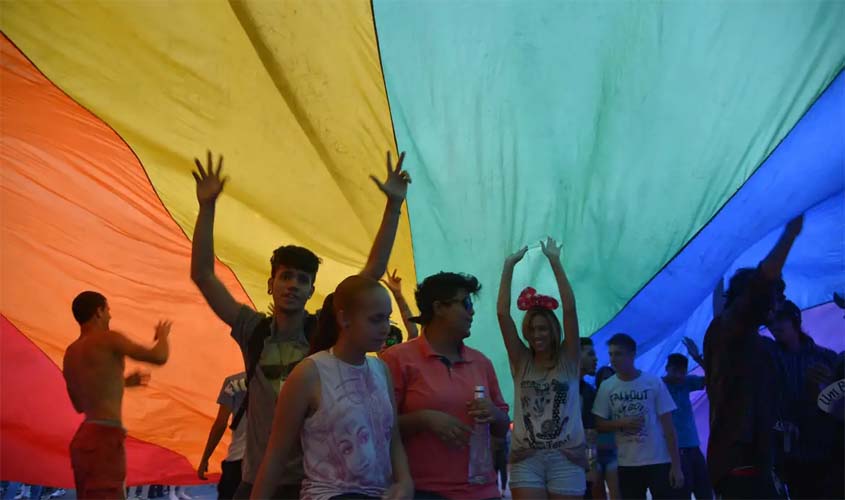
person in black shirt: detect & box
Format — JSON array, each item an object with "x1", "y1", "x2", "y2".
[{"x1": 703, "y1": 215, "x2": 803, "y2": 499}]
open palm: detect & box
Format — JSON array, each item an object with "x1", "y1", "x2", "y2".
[
  {"x1": 682, "y1": 337, "x2": 701, "y2": 359},
  {"x1": 505, "y1": 246, "x2": 528, "y2": 266},
  {"x1": 540, "y1": 236, "x2": 562, "y2": 260},
  {"x1": 193, "y1": 151, "x2": 227, "y2": 205},
  {"x1": 371, "y1": 151, "x2": 411, "y2": 203}
]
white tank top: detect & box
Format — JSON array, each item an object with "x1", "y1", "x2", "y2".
[
  {"x1": 300, "y1": 350, "x2": 394, "y2": 500},
  {"x1": 511, "y1": 354, "x2": 585, "y2": 454}
]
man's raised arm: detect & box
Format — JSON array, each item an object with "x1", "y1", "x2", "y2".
[{"x1": 190, "y1": 151, "x2": 243, "y2": 326}]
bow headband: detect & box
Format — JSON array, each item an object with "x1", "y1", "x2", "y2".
[{"x1": 517, "y1": 287, "x2": 559, "y2": 311}]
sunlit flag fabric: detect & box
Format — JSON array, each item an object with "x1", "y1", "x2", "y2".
[{"x1": 2, "y1": 0, "x2": 843, "y2": 486}]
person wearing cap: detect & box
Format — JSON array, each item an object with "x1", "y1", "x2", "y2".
[
  {"x1": 380, "y1": 272, "x2": 510, "y2": 500},
  {"x1": 768, "y1": 300, "x2": 838, "y2": 499}
]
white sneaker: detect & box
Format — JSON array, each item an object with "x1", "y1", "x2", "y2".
[{"x1": 16, "y1": 485, "x2": 30, "y2": 499}]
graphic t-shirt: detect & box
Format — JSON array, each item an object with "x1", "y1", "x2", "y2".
[
  {"x1": 592, "y1": 372, "x2": 676, "y2": 467},
  {"x1": 217, "y1": 372, "x2": 248, "y2": 461},
  {"x1": 231, "y1": 306, "x2": 311, "y2": 484}
]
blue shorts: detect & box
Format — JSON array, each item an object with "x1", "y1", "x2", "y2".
[
  {"x1": 510, "y1": 450, "x2": 586, "y2": 496},
  {"x1": 595, "y1": 448, "x2": 618, "y2": 473}
]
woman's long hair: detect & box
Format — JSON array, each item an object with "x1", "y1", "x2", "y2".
[{"x1": 521, "y1": 307, "x2": 563, "y2": 363}]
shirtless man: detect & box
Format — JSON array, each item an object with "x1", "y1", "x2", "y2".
[{"x1": 63, "y1": 291, "x2": 172, "y2": 499}]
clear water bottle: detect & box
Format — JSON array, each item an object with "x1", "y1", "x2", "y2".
[{"x1": 468, "y1": 385, "x2": 494, "y2": 484}]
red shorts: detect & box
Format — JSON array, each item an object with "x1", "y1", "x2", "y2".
[{"x1": 70, "y1": 421, "x2": 127, "y2": 499}]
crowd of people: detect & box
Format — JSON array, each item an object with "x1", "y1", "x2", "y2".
[
  {"x1": 58, "y1": 151, "x2": 843, "y2": 499},
  {"x1": 0, "y1": 483, "x2": 66, "y2": 500}
]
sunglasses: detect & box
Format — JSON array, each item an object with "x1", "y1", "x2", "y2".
[{"x1": 440, "y1": 295, "x2": 474, "y2": 312}]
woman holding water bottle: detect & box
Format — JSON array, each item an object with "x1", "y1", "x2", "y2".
[
  {"x1": 497, "y1": 237, "x2": 586, "y2": 499},
  {"x1": 381, "y1": 272, "x2": 510, "y2": 500}
]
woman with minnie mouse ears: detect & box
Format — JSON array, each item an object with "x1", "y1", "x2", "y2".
[{"x1": 497, "y1": 237, "x2": 586, "y2": 499}]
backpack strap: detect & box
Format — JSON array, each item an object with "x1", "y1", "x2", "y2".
[
  {"x1": 229, "y1": 312, "x2": 319, "y2": 430},
  {"x1": 304, "y1": 311, "x2": 319, "y2": 341},
  {"x1": 230, "y1": 315, "x2": 273, "y2": 430}
]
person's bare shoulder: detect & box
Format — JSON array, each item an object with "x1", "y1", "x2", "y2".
[
  {"x1": 62, "y1": 339, "x2": 79, "y2": 373},
  {"x1": 99, "y1": 330, "x2": 135, "y2": 355}
]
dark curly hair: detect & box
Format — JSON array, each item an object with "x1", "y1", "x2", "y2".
[{"x1": 414, "y1": 272, "x2": 481, "y2": 325}]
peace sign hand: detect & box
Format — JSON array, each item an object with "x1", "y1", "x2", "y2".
[{"x1": 381, "y1": 269, "x2": 403, "y2": 295}]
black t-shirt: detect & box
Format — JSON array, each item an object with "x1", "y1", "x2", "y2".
[
  {"x1": 580, "y1": 379, "x2": 597, "y2": 430},
  {"x1": 703, "y1": 268, "x2": 781, "y2": 486}
]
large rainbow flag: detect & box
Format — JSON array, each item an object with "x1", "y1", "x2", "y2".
[{"x1": 2, "y1": 0, "x2": 843, "y2": 486}]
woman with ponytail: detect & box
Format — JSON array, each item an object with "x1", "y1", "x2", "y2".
[
  {"x1": 251, "y1": 276, "x2": 414, "y2": 500},
  {"x1": 497, "y1": 237, "x2": 585, "y2": 499},
  {"x1": 309, "y1": 292, "x2": 340, "y2": 355}
]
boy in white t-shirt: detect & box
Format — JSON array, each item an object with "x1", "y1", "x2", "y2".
[
  {"x1": 197, "y1": 372, "x2": 248, "y2": 500},
  {"x1": 592, "y1": 333, "x2": 684, "y2": 499}
]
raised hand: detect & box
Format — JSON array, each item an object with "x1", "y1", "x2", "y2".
[
  {"x1": 505, "y1": 246, "x2": 528, "y2": 267},
  {"x1": 197, "y1": 458, "x2": 209, "y2": 480},
  {"x1": 715, "y1": 276, "x2": 725, "y2": 295},
  {"x1": 154, "y1": 320, "x2": 173, "y2": 341},
  {"x1": 682, "y1": 337, "x2": 702, "y2": 361},
  {"x1": 125, "y1": 370, "x2": 151, "y2": 388},
  {"x1": 371, "y1": 151, "x2": 411, "y2": 203},
  {"x1": 785, "y1": 214, "x2": 804, "y2": 237},
  {"x1": 192, "y1": 151, "x2": 227, "y2": 206},
  {"x1": 540, "y1": 236, "x2": 562, "y2": 261},
  {"x1": 381, "y1": 269, "x2": 403, "y2": 295}
]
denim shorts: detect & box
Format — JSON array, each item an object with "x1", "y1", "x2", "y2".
[
  {"x1": 510, "y1": 450, "x2": 586, "y2": 496},
  {"x1": 595, "y1": 448, "x2": 618, "y2": 472}
]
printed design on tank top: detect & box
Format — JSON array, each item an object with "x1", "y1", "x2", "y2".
[
  {"x1": 520, "y1": 378, "x2": 572, "y2": 449},
  {"x1": 306, "y1": 360, "x2": 393, "y2": 488}
]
